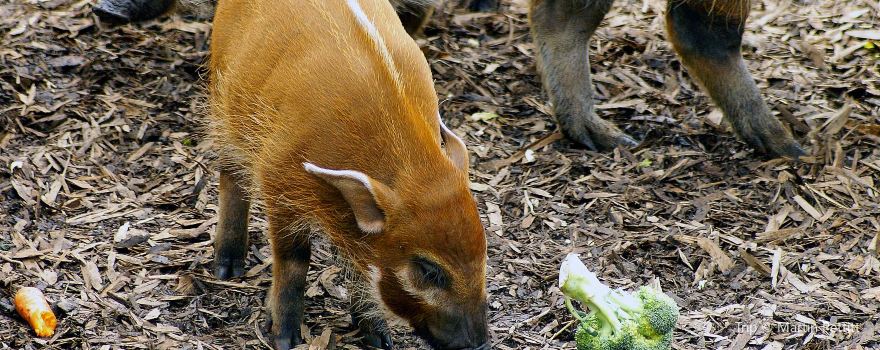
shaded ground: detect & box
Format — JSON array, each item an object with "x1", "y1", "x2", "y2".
[{"x1": 1, "y1": 0, "x2": 879, "y2": 349}]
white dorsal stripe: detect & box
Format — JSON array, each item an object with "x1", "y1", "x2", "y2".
[{"x1": 345, "y1": 0, "x2": 405, "y2": 95}]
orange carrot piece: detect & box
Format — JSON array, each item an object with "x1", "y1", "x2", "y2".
[{"x1": 14, "y1": 287, "x2": 57, "y2": 337}]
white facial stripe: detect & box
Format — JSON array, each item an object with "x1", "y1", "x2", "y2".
[
  {"x1": 367, "y1": 265, "x2": 408, "y2": 327},
  {"x1": 345, "y1": 0, "x2": 404, "y2": 94},
  {"x1": 302, "y1": 162, "x2": 374, "y2": 193},
  {"x1": 396, "y1": 268, "x2": 442, "y2": 307},
  {"x1": 368, "y1": 264, "x2": 382, "y2": 290}
]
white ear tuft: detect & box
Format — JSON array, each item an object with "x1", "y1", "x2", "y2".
[
  {"x1": 438, "y1": 115, "x2": 469, "y2": 171},
  {"x1": 304, "y1": 162, "x2": 374, "y2": 191},
  {"x1": 303, "y1": 162, "x2": 389, "y2": 234}
]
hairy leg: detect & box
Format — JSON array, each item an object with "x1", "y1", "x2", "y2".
[
  {"x1": 666, "y1": 0, "x2": 803, "y2": 157},
  {"x1": 214, "y1": 169, "x2": 251, "y2": 280},
  {"x1": 268, "y1": 223, "x2": 312, "y2": 350},
  {"x1": 350, "y1": 278, "x2": 393, "y2": 349},
  {"x1": 529, "y1": 0, "x2": 637, "y2": 151}
]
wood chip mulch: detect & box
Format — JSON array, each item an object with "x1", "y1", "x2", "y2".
[{"x1": 1, "y1": 0, "x2": 878, "y2": 349}]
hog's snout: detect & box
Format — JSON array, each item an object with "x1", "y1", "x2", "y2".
[{"x1": 416, "y1": 305, "x2": 490, "y2": 350}]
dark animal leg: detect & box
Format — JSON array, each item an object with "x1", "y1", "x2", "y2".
[
  {"x1": 267, "y1": 224, "x2": 311, "y2": 350},
  {"x1": 350, "y1": 285, "x2": 393, "y2": 349},
  {"x1": 666, "y1": 0, "x2": 804, "y2": 158},
  {"x1": 214, "y1": 170, "x2": 250, "y2": 280},
  {"x1": 529, "y1": 0, "x2": 638, "y2": 151}
]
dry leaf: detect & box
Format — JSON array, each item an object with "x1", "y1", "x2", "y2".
[{"x1": 82, "y1": 260, "x2": 103, "y2": 291}]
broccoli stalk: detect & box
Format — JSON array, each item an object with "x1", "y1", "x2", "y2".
[{"x1": 559, "y1": 254, "x2": 680, "y2": 350}]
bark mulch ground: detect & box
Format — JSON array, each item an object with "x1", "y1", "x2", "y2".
[{"x1": 1, "y1": 0, "x2": 879, "y2": 349}]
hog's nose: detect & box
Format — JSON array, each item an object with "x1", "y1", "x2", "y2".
[{"x1": 442, "y1": 318, "x2": 489, "y2": 350}]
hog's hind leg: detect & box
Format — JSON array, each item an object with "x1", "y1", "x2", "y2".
[
  {"x1": 214, "y1": 169, "x2": 251, "y2": 280},
  {"x1": 268, "y1": 224, "x2": 312, "y2": 350},
  {"x1": 529, "y1": 0, "x2": 637, "y2": 151},
  {"x1": 665, "y1": 0, "x2": 804, "y2": 158}
]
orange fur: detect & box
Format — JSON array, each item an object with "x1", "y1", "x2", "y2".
[{"x1": 209, "y1": 0, "x2": 488, "y2": 347}]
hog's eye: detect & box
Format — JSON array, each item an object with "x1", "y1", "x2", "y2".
[{"x1": 411, "y1": 257, "x2": 450, "y2": 289}]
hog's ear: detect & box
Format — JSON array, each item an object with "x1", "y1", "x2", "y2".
[
  {"x1": 304, "y1": 163, "x2": 396, "y2": 234},
  {"x1": 439, "y1": 117, "x2": 469, "y2": 171}
]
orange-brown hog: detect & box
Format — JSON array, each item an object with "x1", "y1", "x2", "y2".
[{"x1": 208, "y1": 0, "x2": 490, "y2": 349}]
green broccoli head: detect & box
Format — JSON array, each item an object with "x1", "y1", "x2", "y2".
[
  {"x1": 637, "y1": 286, "x2": 679, "y2": 336},
  {"x1": 575, "y1": 317, "x2": 636, "y2": 350},
  {"x1": 559, "y1": 254, "x2": 680, "y2": 350}
]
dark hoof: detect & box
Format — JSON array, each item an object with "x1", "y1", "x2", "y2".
[
  {"x1": 610, "y1": 133, "x2": 639, "y2": 150},
  {"x1": 92, "y1": 0, "x2": 174, "y2": 23},
  {"x1": 555, "y1": 110, "x2": 639, "y2": 151},
  {"x1": 267, "y1": 314, "x2": 303, "y2": 350},
  {"x1": 468, "y1": 0, "x2": 498, "y2": 12},
  {"x1": 214, "y1": 257, "x2": 245, "y2": 280},
  {"x1": 93, "y1": 0, "x2": 132, "y2": 23},
  {"x1": 773, "y1": 141, "x2": 806, "y2": 160},
  {"x1": 560, "y1": 121, "x2": 639, "y2": 152},
  {"x1": 352, "y1": 313, "x2": 393, "y2": 349},
  {"x1": 759, "y1": 137, "x2": 806, "y2": 160},
  {"x1": 273, "y1": 334, "x2": 304, "y2": 350},
  {"x1": 361, "y1": 329, "x2": 393, "y2": 349},
  {"x1": 736, "y1": 123, "x2": 806, "y2": 160},
  {"x1": 273, "y1": 337, "x2": 291, "y2": 350}
]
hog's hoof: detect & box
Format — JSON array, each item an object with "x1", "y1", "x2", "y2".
[
  {"x1": 273, "y1": 335, "x2": 303, "y2": 350},
  {"x1": 778, "y1": 142, "x2": 806, "y2": 160},
  {"x1": 361, "y1": 329, "x2": 393, "y2": 349},
  {"x1": 213, "y1": 257, "x2": 245, "y2": 280},
  {"x1": 733, "y1": 119, "x2": 806, "y2": 160},
  {"x1": 352, "y1": 314, "x2": 393, "y2": 349},
  {"x1": 743, "y1": 132, "x2": 805, "y2": 160},
  {"x1": 93, "y1": 0, "x2": 133, "y2": 23},
  {"x1": 266, "y1": 316, "x2": 303, "y2": 350},
  {"x1": 93, "y1": 0, "x2": 174, "y2": 23},
  {"x1": 558, "y1": 114, "x2": 639, "y2": 152},
  {"x1": 468, "y1": 0, "x2": 498, "y2": 12}
]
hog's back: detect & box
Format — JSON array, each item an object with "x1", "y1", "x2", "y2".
[{"x1": 208, "y1": 0, "x2": 441, "y2": 181}]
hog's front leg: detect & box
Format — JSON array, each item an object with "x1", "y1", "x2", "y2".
[
  {"x1": 268, "y1": 227, "x2": 312, "y2": 350},
  {"x1": 214, "y1": 170, "x2": 250, "y2": 280},
  {"x1": 350, "y1": 288, "x2": 393, "y2": 349},
  {"x1": 351, "y1": 307, "x2": 394, "y2": 350}
]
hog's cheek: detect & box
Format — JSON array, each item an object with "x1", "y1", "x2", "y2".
[
  {"x1": 365, "y1": 265, "x2": 408, "y2": 328},
  {"x1": 379, "y1": 270, "x2": 432, "y2": 327}
]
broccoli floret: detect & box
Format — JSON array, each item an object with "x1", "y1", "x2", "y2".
[{"x1": 559, "y1": 254, "x2": 680, "y2": 350}]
